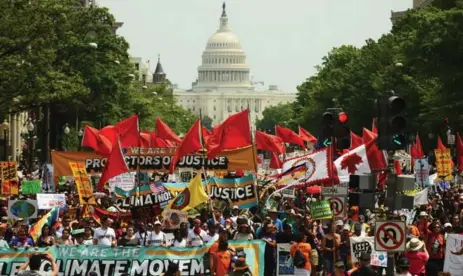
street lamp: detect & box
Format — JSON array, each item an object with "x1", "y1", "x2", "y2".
[
  {"x1": 395, "y1": 62, "x2": 404, "y2": 68},
  {"x1": 0, "y1": 120, "x2": 9, "y2": 161},
  {"x1": 63, "y1": 124, "x2": 70, "y2": 135},
  {"x1": 25, "y1": 118, "x2": 35, "y2": 174},
  {"x1": 88, "y1": 42, "x2": 98, "y2": 49},
  {"x1": 78, "y1": 129, "x2": 83, "y2": 151}
]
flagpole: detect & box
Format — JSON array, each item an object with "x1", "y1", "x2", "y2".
[
  {"x1": 247, "y1": 108, "x2": 258, "y2": 173},
  {"x1": 199, "y1": 108, "x2": 215, "y2": 223}
]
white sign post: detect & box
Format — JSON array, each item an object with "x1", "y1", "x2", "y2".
[{"x1": 374, "y1": 221, "x2": 406, "y2": 252}]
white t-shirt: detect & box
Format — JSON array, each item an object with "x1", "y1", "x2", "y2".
[
  {"x1": 135, "y1": 231, "x2": 151, "y2": 246},
  {"x1": 93, "y1": 227, "x2": 116, "y2": 246},
  {"x1": 173, "y1": 238, "x2": 187, "y2": 248},
  {"x1": 187, "y1": 229, "x2": 207, "y2": 247},
  {"x1": 203, "y1": 232, "x2": 219, "y2": 244},
  {"x1": 150, "y1": 231, "x2": 166, "y2": 247}
]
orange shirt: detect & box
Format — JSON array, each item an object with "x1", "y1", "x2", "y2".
[
  {"x1": 290, "y1": 242, "x2": 312, "y2": 271},
  {"x1": 215, "y1": 250, "x2": 232, "y2": 276},
  {"x1": 209, "y1": 241, "x2": 219, "y2": 256}
]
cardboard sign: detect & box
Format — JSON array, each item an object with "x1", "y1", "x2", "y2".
[
  {"x1": 162, "y1": 210, "x2": 188, "y2": 230},
  {"x1": 310, "y1": 200, "x2": 332, "y2": 220},
  {"x1": 1, "y1": 162, "x2": 18, "y2": 195},
  {"x1": 69, "y1": 162, "x2": 96, "y2": 205},
  {"x1": 8, "y1": 200, "x2": 38, "y2": 219},
  {"x1": 434, "y1": 149, "x2": 453, "y2": 181},
  {"x1": 36, "y1": 194, "x2": 66, "y2": 210}
]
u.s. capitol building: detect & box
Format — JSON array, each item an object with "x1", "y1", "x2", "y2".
[{"x1": 173, "y1": 3, "x2": 295, "y2": 127}]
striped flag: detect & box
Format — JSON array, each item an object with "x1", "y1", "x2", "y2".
[
  {"x1": 29, "y1": 206, "x2": 59, "y2": 242},
  {"x1": 150, "y1": 181, "x2": 165, "y2": 194}
]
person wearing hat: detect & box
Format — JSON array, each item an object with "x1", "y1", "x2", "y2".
[
  {"x1": 327, "y1": 260, "x2": 348, "y2": 276},
  {"x1": 268, "y1": 207, "x2": 282, "y2": 232},
  {"x1": 350, "y1": 253, "x2": 379, "y2": 276},
  {"x1": 404, "y1": 237, "x2": 428, "y2": 275},
  {"x1": 230, "y1": 205, "x2": 241, "y2": 229},
  {"x1": 150, "y1": 221, "x2": 167, "y2": 247},
  {"x1": 395, "y1": 258, "x2": 412, "y2": 276}
]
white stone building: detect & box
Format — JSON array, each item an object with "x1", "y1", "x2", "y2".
[{"x1": 173, "y1": 3, "x2": 295, "y2": 127}]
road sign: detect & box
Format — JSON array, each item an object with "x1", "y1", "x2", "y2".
[
  {"x1": 322, "y1": 182, "x2": 348, "y2": 196},
  {"x1": 325, "y1": 196, "x2": 345, "y2": 218},
  {"x1": 374, "y1": 221, "x2": 406, "y2": 252}
]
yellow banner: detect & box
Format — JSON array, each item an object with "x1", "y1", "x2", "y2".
[
  {"x1": 69, "y1": 162, "x2": 96, "y2": 205},
  {"x1": 1, "y1": 162, "x2": 18, "y2": 195},
  {"x1": 434, "y1": 149, "x2": 453, "y2": 181}
]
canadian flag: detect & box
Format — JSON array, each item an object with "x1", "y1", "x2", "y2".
[{"x1": 333, "y1": 139, "x2": 386, "y2": 183}]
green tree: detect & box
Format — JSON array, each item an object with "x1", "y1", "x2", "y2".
[{"x1": 256, "y1": 103, "x2": 296, "y2": 133}]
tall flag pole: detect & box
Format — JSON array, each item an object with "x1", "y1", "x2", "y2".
[
  {"x1": 247, "y1": 107, "x2": 258, "y2": 173},
  {"x1": 199, "y1": 108, "x2": 215, "y2": 221}
]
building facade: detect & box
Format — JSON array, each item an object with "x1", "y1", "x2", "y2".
[
  {"x1": 173, "y1": 3, "x2": 295, "y2": 127},
  {"x1": 391, "y1": 0, "x2": 433, "y2": 24}
]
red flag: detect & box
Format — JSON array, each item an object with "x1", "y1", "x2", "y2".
[
  {"x1": 394, "y1": 160, "x2": 403, "y2": 175},
  {"x1": 298, "y1": 126, "x2": 317, "y2": 144},
  {"x1": 156, "y1": 118, "x2": 181, "y2": 144},
  {"x1": 276, "y1": 125, "x2": 305, "y2": 149},
  {"x1": 362, "y1": 128, "x2": 377, "y2": 144},
  {"x1": 456, "y1": 133, "x2": 463, "y2": 173},
  {"x1": 411, "y1": 134, "x2": 424, "y2": 159},
  {"x1": 350, "y1": 131, "x2": 363, "y2": 150},
  {"x1": 116, "y1": 115, "x2": 139, "y2": 148},
  {"x1": 140, "y1": 131, "x2": 151, "y2": 147},
  {"x1": 149, "y1": 132, "x2": 174, "y2": 148},
  {"x1": 97, "y1": 139, "x2": 129, "y2": 191},
  {"x1": 437, "y1": 136, "x2": 446, "y2": 149},
  {"x1": 170, "y1": 119, "x2": 202, "y2": 173},
  {"x1": 81, "y1": 126, "x2": 112, "y2": 155},
  {"x1": 207, "y1": 110, "x2": 252, "y2": 159},
  {"x1": 99, "y1": 125, "x2": 117, "y2": 146},
  {"x1": 372, "y1": 118, "x2": 378, "y2": 134},
  {"x1": 202, "y1": 126, "x2": 211, "y2": 144},
  {"x1": 255, "y1": 131, "x2": 285, "y2": 154},
  {"x1": 269, "y1": 152, "x2": 283, "y2": 169}
]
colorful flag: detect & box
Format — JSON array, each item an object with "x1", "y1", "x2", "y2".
[
  {"x1": 255, "y1": 131, "x2": 285, "y2": 154},
  {"x1": 168, "y1": 174, "x2": 208, "y2": 211},
  {"x1": 269, "y1": 152, "x2": 283, "y2": 169},
  {"x1": 81, "y1": 125, "x2": 112, "y2": 155},
  {"x1": 298, "y1": 126, "x2": 317, "y2": 144},
  {"x1": 97, "y1": 139, "x2": 129, "y2": 191},
  {"x1": 150, "y1": 181, "x2": 165, "y2": 194},
  {"x1": 29, "y1": 206, "x2": 59, "y2": 242},
  {"x1": 156, "y1": 118, "x2": 181, "y2": 144},
  {"x1": 276, "y1": 125, "x2": 305, "y2": 149},
  {"x1": 170, "y1": 119, "x2": 202, "y2": 173},
  {"x1": 362, "y1": 128, "x2": 377, "y2": 144}
]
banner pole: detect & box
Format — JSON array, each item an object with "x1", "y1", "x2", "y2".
[{"x1": 199, "y1": 108, "x2": 215, "y2": 223}]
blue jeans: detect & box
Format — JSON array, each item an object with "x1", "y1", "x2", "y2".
[{"x1": 324, "y1": 259, "x2": 333, "y2": 273}]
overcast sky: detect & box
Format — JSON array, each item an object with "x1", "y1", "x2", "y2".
[{"x1": 97, "y1": 0, "x2": 412, "y2": 92}]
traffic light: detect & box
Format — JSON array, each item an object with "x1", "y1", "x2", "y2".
[
  {"x1": 317, "y1": 112, "x2": 334, "y2": 148},
  {"x1": 377, "y1": 96, "x2": 407, "y2": 150},
  {"x1": 336, "y1": 112, "x2": 350, "y2": 149}
]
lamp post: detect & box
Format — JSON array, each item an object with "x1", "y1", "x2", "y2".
[
  {"x1": 26, "y1": 118, "x2": 35, "y2": 174},
  {"x1": 0, "y1": 120, "x2": 9, "y2": 161},
  {"x1": 78, "y1": 129, "x2": 83, "y2": 151},
  {"x1": 63, "y1": 124, "x2": 70, "y2": 151}
]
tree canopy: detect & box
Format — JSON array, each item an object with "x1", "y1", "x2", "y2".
[
  {"x1": 0, "y1": 0, "x2": 194, "y2": 151},
  {"x1": 257, "y1": 3, "x2": 463, "y2": 151}
]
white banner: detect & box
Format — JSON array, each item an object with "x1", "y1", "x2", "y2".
[
  {"x1": 277, "y1": 243, "x2": 294, "y2": 276},
  {"x1": 444, "y1": 234, "x2": 463, "y2": 276},
  {"x1": 36, "y1": 194, "x2": 66, "y2": 210},
  {"x1": 108, "y1": 172, "x2": 135, "y2": 192},
  {"x1": 350, "y1": 236, "x2": 387, "y2": 267}
]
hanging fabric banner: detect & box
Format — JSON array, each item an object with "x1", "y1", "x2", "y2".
[
  {"x1": 434, "y1": 149, "x2": 453, "y2": 181},
  {"x1": 0, "y1": 161, "x2": 18, "y2": 195},
  {"x1": 69, "y1": 162, "x2": 96, "y2": 205},
  {"x1": 208, "y1": 174, "x2": 258, "y2": 209}
]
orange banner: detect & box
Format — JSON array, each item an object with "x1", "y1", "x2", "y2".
[
  {"x1": 69, "y1": 162, "x2": 96, "y2": 205},
  {"x1": 1, "y1": 162, "x2": 18, "y2": 195},
  {"x1": 52, "y1": 146, "x2": 257, "y2": 177},
  {"x1": 434, "y1": 148, "x2": 453, "y2": 181}
]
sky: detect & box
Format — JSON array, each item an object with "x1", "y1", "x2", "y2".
[{"x1": 97, "y1": 0, "x2": 412, "y2": 92}]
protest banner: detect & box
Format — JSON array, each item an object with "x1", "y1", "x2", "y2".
[
  {"x1": 208, "y1": 174, "x2": 258, "y2": 209},
  {"x1": 350, "y1": 236, "x2": 387, "y2": 267},
  {"x1": 443, "y1": 234, "x2": 463, "y2": 275},
  {"x1": 36, "y1": 194, "x2": 66, "y2": 210},
  {"x1": 20, "y1": 180, "x2": 41, "y2": 194},
  {"x1": 277, "y1": 243, "x2": 294, "y2": 276},
  {"x1": 0, "y1": 240, "x2": 265, "y2": 276},
  {"x1": 51, "y1": 146, "x2": 257, "y2": 177},
  {"x1": 0, "y1": 162, "x2": 18, "y2": 195},
  {"x1": 414, "y1": 158, "x2": 430, "y2": 187},
  {"x1": 7, "y1": 200, "x2": 38, "y2": 219},
  {"x1": 114, "y1": 185, "x2": 172, "y2": 209},
  {"x1": 69, "y1": 162, "x2": 96, "y2": 205},
  {"x1": 434, "y1": 149, "x2": 453, "y2": 181},
  {"x1": 162, "y1": 181, "x2": 207, "y2": 198},
  {"x1": 310, "y1": 200, "x2": 332, "y2": 220}
]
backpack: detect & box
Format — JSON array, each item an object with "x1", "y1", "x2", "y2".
[{"x1": 293, "y1": 248, "x2": 306, "y2": 268}]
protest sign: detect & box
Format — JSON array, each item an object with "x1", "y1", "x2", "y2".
[
  {"x1": 444, "y1": 234, "x2": 463, "y2": 275},
  {"x1": 208, "y1": 174, "x2": 258, "y2": 209},
  {"x1": 310, "y1": 200, "x2": 332, "y2": 220},
  {"x1": 414, "y1": 158, "x2": 430, "y2": 187},
  {"x1": 51, "y1": 146, "x2": 257, "y2": 177},
  {"x1": 114, "y1": 185, "x2": 172, "y2": 209},
  {"x1": 0, "y1": 240, "x2": 264, "y2": 276},
  {"x1": 350, "y1": 236, "x2": 387, "y2": 267},
  {"x1": 109, "y1": 173, "x2": 135, "y2": 192},
  {"x1": 277, "y1": 243, "x2": 294, "y2": 276},
  {"x1": 0, "y1": 162, "x2": 18, "y2": 195},
  {"x1": 36, "y1": 194, "x2": 66, "y2": 210},
  {"x1": 70, "y1": 162, "x2": 96, "y2": 205},
  {"x1": 20, "y1": 180, "x2": 41, "y2": 194},
  {"x1": 162, "y1": 210, "x2": 188, "y2": 229},
  {"x1": 434, "y1": 149, "x2": 453, "y2": 181},
  {"x1": 7, "y1": 200, "x2": 38, "y2": 219}
]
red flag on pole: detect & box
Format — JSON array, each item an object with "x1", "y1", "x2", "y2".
[
  {"x1": 276, "y1": 125, "x2": 305, "y2": 149},
  {"x1": 156, "y1": 118, "x2": 181, "y2": 144},
  {"x1": 97, "y1": 138, "x2": 129, "y2": 191},
  {"x1": 255, "y1": 131, "x2": 285, "y2": 154},
  {"x1": 170, "y1": 119, "x2": 202, "y2": 173},
  {"x1": 298, "y1": 126, "x2": 317, "y2": 144}
]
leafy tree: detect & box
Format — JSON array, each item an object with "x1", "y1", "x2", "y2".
[{"x1": 256, "y1": 103, "x2": 296, "y2": 134}]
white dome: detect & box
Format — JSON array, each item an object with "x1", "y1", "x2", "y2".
[{"x1": 206, "y1": 31, "x2": 242, "y2": 50}]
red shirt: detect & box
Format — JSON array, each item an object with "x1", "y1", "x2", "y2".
[
  {"x1": 404, "y1": 251, "x2": 429, "y2": 275},
  {"x1": 426, "y1": 234, "x2": 445, "y2": 259}
]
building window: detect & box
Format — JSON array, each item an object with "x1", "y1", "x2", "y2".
[
  {"x1": 193, "y1": 100, "x2": 195, "y2": 103},
  {"x1": 213, "y1": 115, "x2": 216, "y2": 119},
  {"x1": 193, "y1": 106, "x2": 195, "y2": 111},
  {"x1": 213, "y1": 106, "x2": 216, "y2": 111},
  {"x1": 228, "y1": 106, "x2": 231, "y2": 112},
  {"x1": 214, "y1": 99, "x2": 216, "y2": 102},
  {"x1": 236, "y1": 105, "x2": 239, "y2": 112}
]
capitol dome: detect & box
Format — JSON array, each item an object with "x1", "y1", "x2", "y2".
[{"x1": 192, "y1": 2, "x2": 253, "y2": 92}]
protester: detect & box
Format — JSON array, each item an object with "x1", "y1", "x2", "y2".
[
  {"x1": 92, "y1": 216, "x2": 116, "y2": 247},
  {"x1": 18, "y1": 253, "x2": 58, "y2": 276}
]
